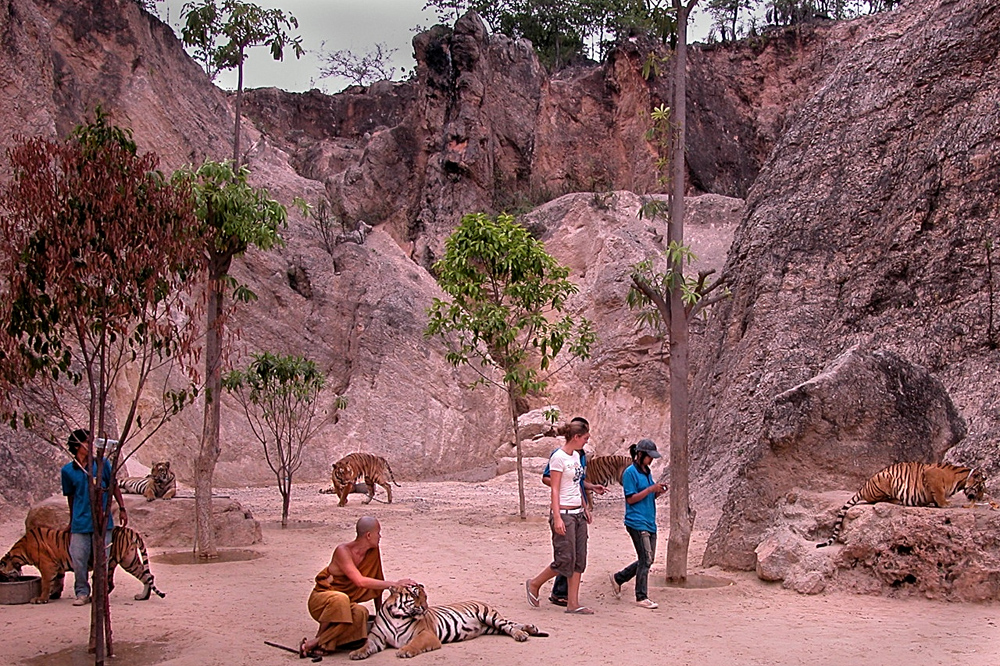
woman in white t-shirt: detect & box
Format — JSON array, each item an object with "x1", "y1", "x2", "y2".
[{"x1": 525, "y1": 419, "x2": 595, "y2": 614}]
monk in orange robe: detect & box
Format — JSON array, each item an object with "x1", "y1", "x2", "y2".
[{"x1": 301, "y1": 516, "x2": 415, "y2": 657}]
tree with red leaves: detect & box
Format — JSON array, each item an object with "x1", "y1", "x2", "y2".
[{"x1": 0, "y1": 109, "x2": 206, "y2": 664}]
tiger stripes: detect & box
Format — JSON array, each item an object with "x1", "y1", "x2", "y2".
[
  {"x1": 322, "y1": 452, "x2": 398, "y2": 507},
  {"x1": 816, "y1": 462, "x2": 986, "y2": 548},
  {"x1": 349, "y1": 583, "x2": 547, "y2": 659},
  {"x1": 585, "y1": 455, "x2": 632, "y2": 487},
  {"x1": 0, "y1": 525, "x2": 165, "y2": 602}
]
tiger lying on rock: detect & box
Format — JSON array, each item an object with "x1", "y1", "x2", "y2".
[
  {"x1": 348, "y1": 583, "x2": 547, "y2": 659},
  {"x1": 817, "y1": 462, "x2": 986, "y2": 548},
  {"x1": 0, "y1": 525, "x2": 165, "y2": 602},
  {"x1": 120, "y1": 461, "x2": 176, "y2": 501}
]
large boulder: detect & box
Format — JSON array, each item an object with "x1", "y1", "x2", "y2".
[
  {"x1": 704, "y1": 347, "x2": 967, "y2": 570},
  {"x1": 23, "y1": 494, "x2": 261, "y2": 548},
  {"x1": 754, "y1": 491, "x2": 1000, "y2": 601}
]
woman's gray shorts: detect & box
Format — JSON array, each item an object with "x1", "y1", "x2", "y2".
[{"x1": 550, "y1": 511, "x2": 588, "y2": 576}]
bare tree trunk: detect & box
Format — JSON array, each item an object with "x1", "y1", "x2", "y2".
[
  {"x1": 195, "y1": 270, "x2": 225, "y2": 559},
  {"x1": 664, "y1": 0, "x2": 698, "y2": 584},
  {"x1": 509, "y1": 386, "x2": 526, "y2": 520},
  {"x1": 233, "y1": 56, "x2": 244, "y2": 167},
  {"x1": 281, "y1": 475, "x2": 291, "y2": 527}
]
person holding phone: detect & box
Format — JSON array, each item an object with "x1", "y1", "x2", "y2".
[{"x1": 608, "y1": 438, "x2": 666, "y2": 609}]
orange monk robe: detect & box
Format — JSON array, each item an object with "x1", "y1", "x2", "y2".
[{"x1": 307, "y1": 548, "x2": 384, "y2": 652}]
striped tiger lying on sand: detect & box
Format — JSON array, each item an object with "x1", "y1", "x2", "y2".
[
  {"x1": 349, "y1": 583, "x2": 547, "y2": 660},
  {"x1": 120, "y1": 461, "x2": 176, "y2": 501},
  {"x1": 816, "y1": 462, "x2": 986, "y2": 548},
  {"x1": 320, "y1": 452, "x2": 399, "y2": 506},
  {"x1": 0, "y1": 525, "x2": 165, "y2": 602},
  {"x1": 585, "y1": 455, "x2": 632, "y2": 487}
]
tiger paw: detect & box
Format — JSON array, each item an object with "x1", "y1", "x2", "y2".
[{"x1": 512, "y1": 631, "x2": 528, "y2": 642}]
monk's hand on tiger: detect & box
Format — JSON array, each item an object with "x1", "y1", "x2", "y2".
[{"x1": 396, "y1": 578, "x2": 417, "y2": 586}]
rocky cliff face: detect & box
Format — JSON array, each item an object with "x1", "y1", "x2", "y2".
[
  {"x1": 691, "y1": 0, "x2": 1000, "y2": 568},
  {"x1": 0, "y1": 0, "x2": 824, "y2": 504},
  {"x1": 241, "y1": 12, "x2": 849, "y2": 265}
]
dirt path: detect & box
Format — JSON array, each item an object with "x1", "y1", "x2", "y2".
[{"x1": 1, "y1": 476, "x2": 997, "y2": 665}]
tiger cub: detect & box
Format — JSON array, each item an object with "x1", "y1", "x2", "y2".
[
  {"x1": 120, "y1": 461, "x2": 176, "y2": 501},
  {"x1": 816, "y1": 462, "x2": 986, "y2": 548},
  {"x1": 320, "y1": 452, "x2": 399, "y2": 507},
  {"x1": 585, "y1": 455, "x2": 632, "y2": 487},
  {"x1": 0, "y1": 525, "x2": 165, "y2": 602},
  {"x1": 349, "y1": 583, "x2": 547, "y2": 660}
]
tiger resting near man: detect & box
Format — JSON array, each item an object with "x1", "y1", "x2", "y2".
[
  {"x1": 816, "y1": 462, "x2": 986, "y2": 548},
  {"x1": 0, "y1": 525, "x2": 165, "y2": 602},
  {"x1": 120, "y1": 461, "x2": 176, "y2": 501},
  {"x1": 320, "y1": 452, "x2": 399, "y2": 507},
  {"x1": 348, "y1": 582, "x2": 547, "y2": 660}
]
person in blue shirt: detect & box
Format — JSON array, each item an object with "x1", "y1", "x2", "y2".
[
  {"x1": 541, "y1": 417, "x2": 606, "y2": 606},
  {"x1": 60, "y1": 428, "x2": 128, "y2": 606},
  {"x1": 608, "y1": 438, "x2": 666, "y2": 609}
]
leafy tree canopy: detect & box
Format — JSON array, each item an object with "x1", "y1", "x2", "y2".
[
  {"x1": 181, "y1": 0, "x2": 303, "y2": 80},
  {"x1": 426, "y1": 211, "x2": 594, "y2": 395}
]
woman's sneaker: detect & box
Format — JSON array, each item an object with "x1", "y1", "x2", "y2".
[{"x1": 635, "y1": 598, "x2": 658, "y2": 609}]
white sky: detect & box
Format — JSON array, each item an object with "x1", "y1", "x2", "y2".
[{"x1": 157, "y1": 1, "x2": 712, "y2": 93}]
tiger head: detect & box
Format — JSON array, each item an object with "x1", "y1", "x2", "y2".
[
  {"x1": 383, "y1": 583, "x2": 428, "y2": 620},
  {"x1": 151, "y1": 461, "x2": 172, "y2": 482},
  {"x1": 963, "y1": 468, "x2": 986, "y2": 502},
  {"x1": 0, "y1": 539, "x2": 27, "y2": 579},
  {"x1": 332, "y1": 460, "x2": 356, "y2": 489}
]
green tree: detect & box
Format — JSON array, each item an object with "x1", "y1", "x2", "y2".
[
  {"x1": 705, "y1": 0, "x2": 752, "y2": 41},
  {"x1": 180, "y1": 0, "x2": 303, "y2": 166},
  {"x1": 424, "y1": 0, "x2": 678, "y2": 66},
  {"x1": 0, "y1": 110, "x2": 205, "y2": 664},
  {"x1": 183, "y1": 159, "x2": 286, "y2": 558},
  {"x1": 224, "y1": 352, "x2": 342, "y2": 527},
  {"x1": 425, "y1": 212, "x2": 595, "y2": 519}
]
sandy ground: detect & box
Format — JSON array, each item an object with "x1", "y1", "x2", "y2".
[{"x1": 1, "y1": 475, "x2": 998, "y2": 666}]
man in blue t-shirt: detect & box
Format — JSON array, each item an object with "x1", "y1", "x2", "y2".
[
  {"x1": 60, "y1": 429, "x2": 128, "y2": 606},
  {"x1": 541, "y1": 417, "x2": 606, "y2": 606},
  {"x1": 609, "y1": 438, "x2": 666, "y2": 609}
]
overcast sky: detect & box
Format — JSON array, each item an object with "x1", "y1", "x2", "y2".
[{"x1": 157, "y1": 1, "x2": 712, "y2": 93}]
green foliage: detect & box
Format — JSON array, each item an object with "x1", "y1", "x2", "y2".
[
  {"x1": 224, "y1": 351, "x2": 337, "y2": 525},
  {"x1": 425, "y1": 0, "x2": 679, "y2": 67},
  {"x1": 645, "y1": 103, "x2": 674, "y2": 187},
  {"x1": 641, "y1": 50, "x2": 671, "y2": 80},
  {"x1": 628, "y1": 241, "x2": 730, "y2": 332},
  {"x1": 425, "y1": 212, "x2": 595, "y2": 397},
  {"x1": 223, "y1": 351, "x2": 326, "y2": 408},
  {"x1": 180, "y1": 0, "x2": 303, "y2": 81},
  {"x1": 181, "y1": 159, "x2": 286, "y2": 267},
  {"x1": 543, "y1": 406, "x2": 561, "y2": 423}
]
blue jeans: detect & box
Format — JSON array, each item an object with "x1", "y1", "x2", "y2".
[
  {"x1": 69, "y1": 531, "x2": 112, "y2": 598},
  {"x1": 613, "y1": 526, "x2": 656, "y2": 601}
]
